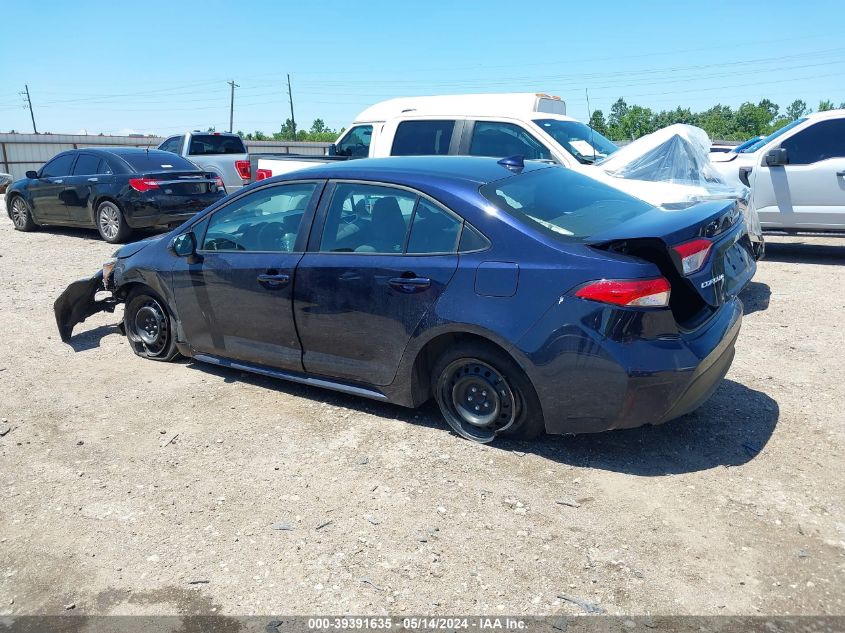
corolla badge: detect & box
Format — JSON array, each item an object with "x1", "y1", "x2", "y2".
[{"x1": 700, "y1": 274, "x2": 725, "y2": 289}]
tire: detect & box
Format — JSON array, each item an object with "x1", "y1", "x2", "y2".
[
  {"x1": 123, "y1": 289, "x2": 181, "y2": 362},
  {"x1": 96, "y1": 200, "x2": 132, "y2": 243},
  {"x1": 9, "y1": 196, "x2": 37, "y2": 232},
  {"x1": 431, "y1": 342, "x2": 545, "y2": 443}
]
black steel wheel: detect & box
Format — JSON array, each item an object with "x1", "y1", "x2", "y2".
[
  {"x1": 9, "y1": 196, "x2": 37, "y2": 231},
  {"x1": 432, "y1": 342, "x2": 544, "y2": 443},
  {"x1": 123, "y1": 290, "x2": 180, "y2": 361}
]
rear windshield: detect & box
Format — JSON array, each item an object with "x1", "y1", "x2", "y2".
[
  {"x1": 480, "y1": 166, "x2": 653, "y2": 242},
  {"x1": 119, "y1": 151, "x2": 198, "y2": 172},
  {"x1": 188, "y1": 134, "x2": 246, "y2": 155}
]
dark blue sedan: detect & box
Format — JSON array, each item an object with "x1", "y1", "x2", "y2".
[{"x1": 55, "y1": 156, "x2": 756, "y2": 443}]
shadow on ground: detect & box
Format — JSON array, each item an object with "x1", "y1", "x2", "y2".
[
  {"x1": 187, "y1": 361, "x2": 778, "y2": 477},
  {"x1": 739, "y1": 280, "x2": 771, "y2": 315},
  {"x1": 763, "y1": 239, "x2": 845, "y2": 265},
  {"x1": 67, "y1": 324, "x2": 121, "y2": 352},
  {"x1": 29, "y1": 225, "x2": 166, "y2": 243}
]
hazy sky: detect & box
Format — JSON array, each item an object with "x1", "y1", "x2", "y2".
[{"x1": 1, "y1": 0, "x2": 843, "y2": 136}]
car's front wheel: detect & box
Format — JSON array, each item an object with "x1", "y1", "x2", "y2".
[
  {"x1": 123, "y1": 289, "x2": 180, "y2": 362},
  {"x1": 432, "y1": 342, "x2": 544, "y2": 443},
  {"x1": 9, "y1": 196, "x2": 37, "y2": 232},
  {"x1": 96, "y1": 200, "x2": 131, "y2": 243}
]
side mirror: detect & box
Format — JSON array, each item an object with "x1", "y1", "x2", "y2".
[
  {"x1": 327, "y1": 143, "x2": 337, "y2": 157},
  {"x1": 26, "y1": 170, "x2": 38, "y2": 179},
  {"x1": 764, "y1": 147, "x2": 788, "y2": 166},
  {"x1": 169, "y1": 231, "x2": 199, "y2": 262}
]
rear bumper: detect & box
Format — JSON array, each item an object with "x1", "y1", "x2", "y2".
[
  {"x1": 123, "y1": 194, "x2": 223, "y2": 228},
  {"x1": 525, "y1": 298, "x2": 742, "y2": 435}
]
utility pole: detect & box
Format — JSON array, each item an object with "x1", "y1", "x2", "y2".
[
  {"x1": 227, "y1": 80, "x2": 239, "y2": 133},
  {"x1": 20, "y1": 85, "x2": 37, "y2": 134},
  {"x1": 286, "y1": 73, "x2": 296, "y2": 140}
]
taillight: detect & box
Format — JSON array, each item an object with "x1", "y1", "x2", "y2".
[
  {"x1": 128, "y1": 178, "x2": 160, "y2": 192},
  {"x1": 575, "y1": 277, "x2": 671, "y2": 308},
  {"x1": 673, "y1": 238, "x2": 712, "y2": 275},
  {"x1": 256, "y1": 168, "x2": 272, "y2": 181},
  {"x1": 235, "y1": 159, "x2": 251, "y2": 180}
]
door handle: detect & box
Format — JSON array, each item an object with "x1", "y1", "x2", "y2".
[
  {"x1": 87, "y1": 177, "x2": 98, "y2": 182},
  {"x1": 51, "y1": 179, "x2": 63, "y2": 184},
  {"x1": 388, "y1": 276, "x2": 431, "y2": 293},
  {"x1": 257, "y1": 272, "x2": 290, "y2": 288}
]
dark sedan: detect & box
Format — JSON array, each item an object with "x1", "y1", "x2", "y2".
[
  {"x1": 55, "y1": 156, "x2": 756, "y2": 443},
  {"x1": 5, "y1": 148, "x2": 225, "y2": 243}
]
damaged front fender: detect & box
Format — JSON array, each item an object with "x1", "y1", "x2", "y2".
[{"x1": 54, "y1": 270, "x2": 121, "y2": 342}]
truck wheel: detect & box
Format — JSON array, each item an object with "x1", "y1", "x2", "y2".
[
  {"x1": 9, "y1": 196, "x2": 37, "y2": 232},
  {"x1": 96, "y1": 200, "x2": 132, "y2": 243},
  {"x1": 432, "y1": 342, "x2": 544, "y2": 443},
  {"x1": 123, "y1": 289, "x2": 181, "y2": 362}
]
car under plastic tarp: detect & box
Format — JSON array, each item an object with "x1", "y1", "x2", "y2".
[{"x1": 581, "y1": 124, "x2": 763, "y2": 257}]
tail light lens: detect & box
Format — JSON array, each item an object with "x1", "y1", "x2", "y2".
[
  {"x1": 256, "y1": 168, "x2": 272, "y2": 181},
  {"x1": 673, "y1": 238, "x2": 712, "y2": 275},
  {"x1": 235, "y1": 159, "x2": 251, "y2": 180},
  {"x1": 575, "y1": 277, "x2": 671, "y2": 308},
  {"x1": 128, "y1": 178, "x2": 160, "y2": 192}
]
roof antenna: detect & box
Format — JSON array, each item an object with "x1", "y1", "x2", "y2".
[
  {"x1": 585, "y1": 88, "x2": 596, "y2": 164},
  {"x1": 497, "y1": 155, "x2": 525, "y2": 172}
]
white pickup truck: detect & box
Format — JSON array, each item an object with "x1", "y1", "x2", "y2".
[
  {"x1": 710, "y1": 109, "x2": 845, "y2": 233},
  {"x1": 256, "y1": 93, "x2": 762, "y2": 255},
  {"x1": 158, "y1": 131, "x2": 251, "y2": 194}
]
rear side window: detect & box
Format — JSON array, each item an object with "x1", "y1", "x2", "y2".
[
  {"x1": 41, "y1": 154, "x2": 76, "y2": 177},
  {"x1": 391, "y1": 120, "x2": 455, "y2": 156},
  {"x1": 336, "y1": 125, "x2": 372, "y2": 158},
  {"x1": 120, "y1": 151, "x2": 198, "y2": 172},
  {"x1": 469, "y1": 122, "x2": 552, "y2": 161},
  {"x1": 407, "y1": 199, "x2": 461, "y2": 253},
  {"x1": 72, "y1": 154, "x2": 100, "y2": 175},
  {"x1": 98, "y1": 159, "x2": 114, "y2": 175},
  {"x1": 781, "y1": 119, "x2": 845, "y2": 165},
  {"x1": 187, "y1": 134, "x2": 246, "y2": 156},
  {"x1": 480, "y1": 166, "x2": 652, "y2": 242}
]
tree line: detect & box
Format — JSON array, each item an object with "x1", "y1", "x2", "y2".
[
  {"x1": 589, "y1": 98, "x2": 844, "y2": 142},
  {"x1": 235, "y1": 118, "x2": 342, "y2": 143}
]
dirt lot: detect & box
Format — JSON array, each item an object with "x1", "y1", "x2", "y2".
[{"x1": 0, "y1": 199, "x2": 843, "y2": 617}]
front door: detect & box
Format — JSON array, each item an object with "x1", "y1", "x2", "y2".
[
  {"x1": 294, "y1": 182, "x2": 461, "y2": 386},
  {"x1": 752, "y1": 118, "x2": 845, "y2": 230},
  {"x1": 30, "y1": 152, "x2": 77, "y2": 223},
  {"x1": 171, "y1": 181, "x2": 324, "y2": 370}
]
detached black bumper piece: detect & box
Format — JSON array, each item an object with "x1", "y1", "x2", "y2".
[{"x1": 54, "y1": 270, "x2": 119, "y2": 342}]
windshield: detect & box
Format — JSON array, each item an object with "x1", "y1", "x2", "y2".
[
  {"x1": 741, "y1": 118, "x2": 807, "y2": 153},
  {"x1": 480, "y1": 166, "x2": 652, "y2": 243},
  {"x1": 533, "y1": 119, "x2": 618, "y2": 164}
]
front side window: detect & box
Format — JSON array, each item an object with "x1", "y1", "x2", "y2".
[
  {"x1": 201, "y1": 183, "x2": 316, "y2": 252},
  {"x1": 336, "y1": 125, "x2": 372, "y2": 158},
  {"x1": 72, "y1": 154, "x2": 100, "y2": 175},
  {"x1": 481, "y1": 166, "x2": 653, "y2": 243},
  {"x1": 41, "y1": 154, "x2": 76, "y2": 177},
  {"x1": 469, "y1": 121, "x2": 552, "y2": 161},
  {"x1": 534, "y1": 119, "x2": 618, "y2": 164},
  {"x1": 160, "y1": 136, "x2": 184, "y2": 154},
  {"x1": 391, "y1": 120, "x2": 455, "y2": 156},
  {"x1": 744, "y1": 118, "x2": 807, "y2": 154},
  {"x1": 781, "y1": 119, "x2": 845, "y2": 165}
]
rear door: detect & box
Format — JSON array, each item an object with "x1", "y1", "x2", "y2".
[
  {"x1": 752, "y1": 118, "x2": 845, "y2": 230},
  {"x1": 30, "y1": 153, "x2": 76, "y2": 222},
  {"x1": 171, "y1": 181, "x2": 324, "y2": 370},
  {"x1": 294, "y1": 181, "x2": 462, "y2": 386}
]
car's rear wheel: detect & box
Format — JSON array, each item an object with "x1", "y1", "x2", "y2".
[
  {"x1": 96, "y1": 200, "x2": 131, "y2": 243},
  {"x1": 123, "y1": 289, "x2": 180, "y2": 362},
  {"x1": 9, "y1": 196, "x2": 37, "y2": 232},
  {"x1": 432, "y1": 342, "x2": 544, "y2": 443}
]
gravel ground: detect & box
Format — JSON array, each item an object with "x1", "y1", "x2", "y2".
[{"x1": 0, "y1": 199, "x2": 843, "y2": 617}]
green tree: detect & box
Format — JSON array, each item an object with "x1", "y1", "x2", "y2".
[
  {"x1": 588, "y1": 110, "x2": 608, "y2": 136},
  {"x1": 785, "y1": 99, "x2": 808, "y2": 121},
  {"x1": 818, "y1": 99, "x2": 834, "y2": 112},
  {"x1": 310, "y1": 119, "x2": 328, "y2": 135}
]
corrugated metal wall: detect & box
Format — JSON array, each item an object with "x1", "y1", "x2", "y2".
[{"x1": 0, "y1": 134, "x2": 331, "y2": 180}]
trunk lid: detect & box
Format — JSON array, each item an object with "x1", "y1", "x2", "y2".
[{"x1": 588, "y1": 200, "x2": 756, "y2": 328}]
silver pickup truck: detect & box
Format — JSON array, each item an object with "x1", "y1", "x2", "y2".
[{"x1": 157, "y1": 131, "x2": 250, "y2": 194}]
